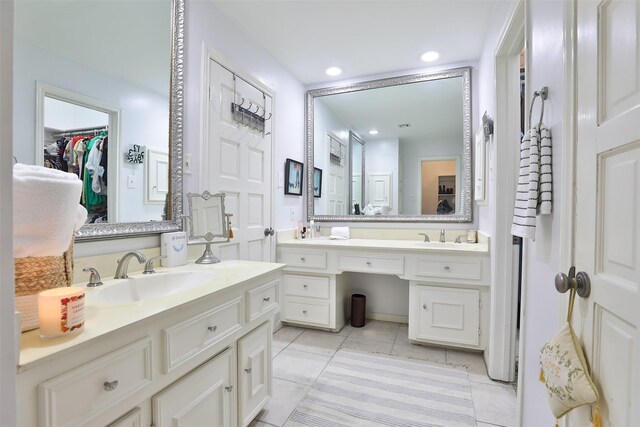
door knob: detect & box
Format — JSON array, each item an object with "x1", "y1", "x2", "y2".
[
  {"x1": 555, "y1": 266, "x2": 591, "y2": 298},
  {"x1": 264, "y1": 227, "x2": 274, "y2": 236}
]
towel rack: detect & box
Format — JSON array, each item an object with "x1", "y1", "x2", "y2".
[{"x1": 528, "y1": 86, "x2": 548, "y2": 130}]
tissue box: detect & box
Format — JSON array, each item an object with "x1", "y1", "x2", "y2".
[{"x1": 161, "y1": 231, "x2": 188, "y2": 267}]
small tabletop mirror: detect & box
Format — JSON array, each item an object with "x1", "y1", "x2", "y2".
[{"x1": 185, "y1": 191, "x2": 230, "y2": 264}]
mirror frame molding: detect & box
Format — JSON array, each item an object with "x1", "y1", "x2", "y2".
[
  {"x1": 76, "y1": 0, "x2": 184, "y2": 240},
  {"x1": 306, "y1": 66, "x2": 472, "y2": 223}
]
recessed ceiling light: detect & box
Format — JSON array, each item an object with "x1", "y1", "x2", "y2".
[
  {"x1": 421, "y1": 51, "x2": 440, "y2": 62},
  {"x1": 326, "y1": 67, "x2": 342, "y2": 76},
  {"x1": 369, "y1": 130, "x2": 379, "y2": 135}
]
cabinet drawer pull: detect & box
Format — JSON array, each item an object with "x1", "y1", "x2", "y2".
[
  {"x1": 303, "y1": 284, "x2": 308, "y2": 288},
  {"x1": 225, "y1": 385, "x2": 233, "y2": 392},
  {"x1": 103, "y1": 380, "x2": 119, "y2": 391},
  {"x1": 208, "y1": 325, "x2": 218, "y2": 332},
  {"x1": 244, "y1": 368, "x2": 252, "y2": 373},
  {"x1": 302, "y1": 310, "x2": 307, "y2": 314},
  {"x1": 444, "y1": 266, "x2": 450, "y2": 271},
  {"x1": 366, "y1": 261, "x2": 372, "y2": 266},
  {"x1": 300, "y1": 257, "x2": 306, "y2": 262},
  {"x1": 423, "y1": 304, "x2": 427, "y2": 310},
  {"x1": 263, "y1": 297, "x2": 271, "y2": 302}
]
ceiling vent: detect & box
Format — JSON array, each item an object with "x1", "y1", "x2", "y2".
[{"x1": 398, "y1": 123, "x2": 411, "y2": 128}]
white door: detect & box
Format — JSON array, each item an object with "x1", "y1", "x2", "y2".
[
  {"x1": 205, "y1": 59, "x2": 273, "y2": 262},
  {"x1": 238, "y1": 322, "x2": 272, "y2": 427},
  {"x1": 327, "y1": 134, "x2": 345, "y2": 215},
  {"x1": 368, "y1": 172, "x2": 391, "y2": 208},
  {"x1": 152, "y1": 348, "x2": 235, "y2": 427},
  {"x1": 569, "y1": 1, "x2": 640, "y2": 425}
]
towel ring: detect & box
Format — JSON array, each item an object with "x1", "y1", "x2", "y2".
[{"x1": 528, "y1": 86, "x2": 548, "y2": 130}]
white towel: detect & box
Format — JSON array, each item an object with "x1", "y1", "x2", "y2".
[
  {"x1": 329, "y1": 226, "x2": 350, "y2": 240},
  {"x1": 13, "y1": 164, "x2": 87, "y2": 257},
  {"x1": 511, "y1": 125, "x2": 553, "y2": 240}
]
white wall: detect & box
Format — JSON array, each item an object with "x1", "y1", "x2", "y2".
[
  {"x1": 184, "y1": 0, "x2": 306, "y2": 232},
  {"x1": 44, "y1": 98, "x2": 109, "y2": 130},
  {"x1": 365, "y1": 138, "x2": 399, "y2": 214},
  {"x1": 0, "y1": 0, "x2": 16, "y2": 423},
  {"x1": 13, "y1": 39, "x2": 169, "y2": 223},
  {"x1": 519, "y1": 0, "x2": 567, "y2": 423}
]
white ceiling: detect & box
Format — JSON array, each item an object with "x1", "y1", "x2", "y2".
[
  {"x1": 318, "y1": 76, "x2": 463, "y2": 144},
  {"x1": 212, "y1": 0, "x2": 499, "y2": 85}
]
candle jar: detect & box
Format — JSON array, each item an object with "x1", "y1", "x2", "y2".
[{"x1": 38, "y1": 287, "x2": 85, "y2": 339}]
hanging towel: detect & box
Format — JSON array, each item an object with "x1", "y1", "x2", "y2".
[
  {"x1": 13, "y1": 164, "x2": 87, "y2": 258},
  {"x1": 538, "y1": 126, "x2": 553, "y2": 214},
  {"x1": 511, "y1": 125, "x2": 553, "y2": 240}
]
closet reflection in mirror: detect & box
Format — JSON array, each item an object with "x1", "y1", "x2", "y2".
[
  {"x1": 15, "y1": 0, "x2": 172, "y2": 227},
  {"x1": 309, "y1": 67, "x2": 471, "y2": 222}
]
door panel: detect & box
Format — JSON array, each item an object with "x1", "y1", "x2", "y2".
[{"x1": 571, "y1": 0, "x2": 640, "y2": 425}]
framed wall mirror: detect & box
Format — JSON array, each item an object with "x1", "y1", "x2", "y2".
[
  {"x1": 306, "y1": 67, "x2": 472, "y2": 223},
  {"x1": 13, "y1": 0, "x2": 184, "y2": 240}
]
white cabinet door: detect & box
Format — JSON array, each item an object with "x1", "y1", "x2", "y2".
[
  {"x1": 238, "y1": 323, "x2": 271, "y2": 427},
  {"x1": 414, "y1": 285, "x2": 479, "y2": 346},
  {"x1": 152, "y1": 348, "x2": 236, "y2": 427}
]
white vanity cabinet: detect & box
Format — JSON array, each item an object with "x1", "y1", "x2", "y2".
[
  {"x1": 409, "y1": 285, "x2": 480, "y2": 346},
  {"x1": 238, "y1": 322, "x2": 271, "y2": 427},
  {"x1": 277, "y1": 239, "x2": 489, "y2": 350},
  {"x1": 17, "y1": 262, "x2": 284, "y2": 427},
  {"x1": 152, "y1": 347, "x2": 236, "y2": 427}
]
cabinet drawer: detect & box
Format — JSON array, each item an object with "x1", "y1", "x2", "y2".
[
  {"x1": 283, "y1": 297, "x2": 330, "y2": 327},
  {"x1": 38, "y1": 337, "x2": 152, "y2": 427},
  {"x1": 415, "y1": 257, "x2": 483, "y2": 281},
  {"x1": 163, "y1": 297, "x2": 242, "y2": 373},
  {"x1": 338, "y1": 252, "x2": 404, "y2": 274},
  {"x1": 284, "y1": 274, "x2": 330, "y2": 299},
  {"x1": 107, "y1": 407, "x2": 142, "y2": 427},
  {"x1": 279, "y1": 250, "x2": 327, "y2": 269},
  {"x1": 247, "y1": 280, "x2": 279, "y2": 322}
]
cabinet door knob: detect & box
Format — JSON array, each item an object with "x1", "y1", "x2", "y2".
[
  {"x1": 300, "y1": 257, "x2": 306, "y2": 262},
  {"x1": 423, "y1": 304, "x2": 427, "y2": 310},
  {"x1": 208, "y1": 326, "x2": 217, "y2": 332},
  {"x1": 263, "y1": 297, "x2": 271, "y2": 302},
  {"x1": 444, "y1": 266, "x2": 450, "y2": 271},
  {"x1": 302, "y1": 310, "x2": 307, "y2": 314},
  {"x1": 303, "y1": 284, "x2": 308, "y2": 288},
  {"x1": 225, "y1": 385, "x2": 233, "y2": 392},
  {"x1": 244, "y1": 368, "x2": 252, "y2": 373},
  {"x1": 366, "y1": 261, "x2": 372, "y2": 266},
  {"x1": 103, "y1": 380, "x2": 119, "y2": 391}
]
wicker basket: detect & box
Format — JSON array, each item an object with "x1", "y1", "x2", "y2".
[{"x1": 14, "y1": 242, "x2": 74, "y2": 332}]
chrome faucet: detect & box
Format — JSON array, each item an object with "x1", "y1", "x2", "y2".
[
  {"x1": 418, "y1": 233, "x2": 430, "y2": 242},
  {"x1": 114, "y1": 251, "x2": 146, "y2": 279},
  {"x1": 440, "y1": 229, "x2": 446, "y2": 243},
  {"x1": 83, "y1": 267, "x2": 103, "y2": 287},
  {"x1": 143, "y1": 255, "x2": 166, "y2": 274}
]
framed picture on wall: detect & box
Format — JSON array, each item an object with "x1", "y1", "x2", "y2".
[
  {"x1": 313, "y1": 167, "x2": 322, "y2": 198},
  {"x1": 284, "y1": 158, "x2": 304, "y2": 196}
]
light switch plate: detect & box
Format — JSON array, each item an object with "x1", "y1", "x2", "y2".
[
  {"x1": 184, "y1": 154, "x2": 193, "y2": 175},
  {"x1": 277, "y1": 171, "x2": 283, "y2": 188},
  {"x1": 127, "y1": 174, "x2": 136, "y2": 189}
]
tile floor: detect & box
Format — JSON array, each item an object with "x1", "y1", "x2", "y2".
[{"x1": 252, "y1": 320, "x2": 517, "y2": 427}]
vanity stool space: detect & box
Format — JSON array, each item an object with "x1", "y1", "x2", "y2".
[
  {"x1": 277, "y1": 236, "x2": 490, "y2": 350},
  {"x1": 16, "y1": 261, "x2": 283, "y2": 427}
]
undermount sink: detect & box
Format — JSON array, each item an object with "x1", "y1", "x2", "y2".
[{"x1": 89, "y1": 271, "x2": 211, "y2": 305}]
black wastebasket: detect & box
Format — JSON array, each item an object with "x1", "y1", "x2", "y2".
[{"x1": 351, "y1": 294, "x2": 366, "y2": 328}]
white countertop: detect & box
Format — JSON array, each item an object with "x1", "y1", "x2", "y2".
[
  {"x1": 277, "y1": 237, "x2": 489, "y2": 253},
  {"x1": 18, "y1": 260, "x2": 284, "y2": 371}
]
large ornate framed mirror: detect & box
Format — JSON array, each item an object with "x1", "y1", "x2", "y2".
[
  {"x1": 13, "y1": 0, "x2": 184, "y2": 240},
  {"x1": 306, "y1": 67, "x2": 472, "y2": 223}
]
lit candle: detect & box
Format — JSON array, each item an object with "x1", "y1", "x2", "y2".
[{"x1": 37, "y1": 287, "x2": 85, "y2": 339}]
